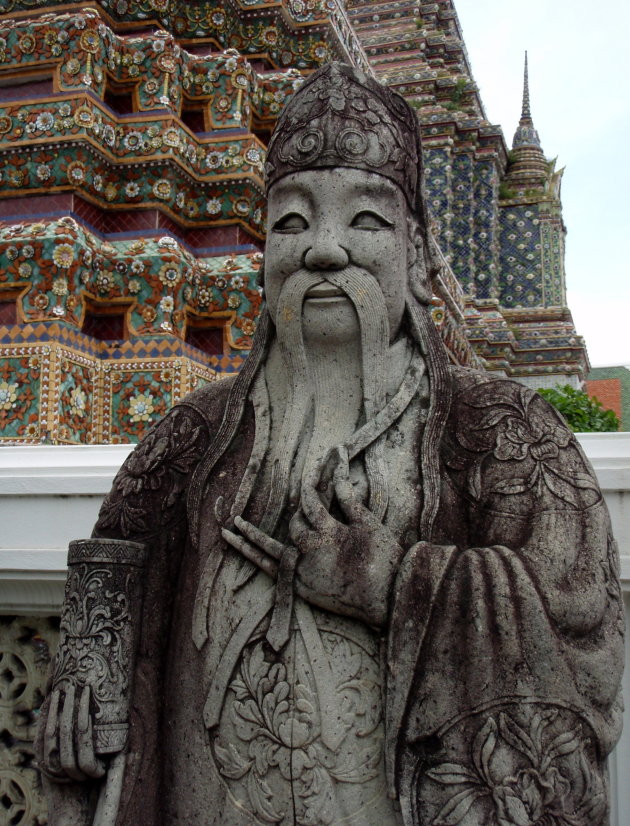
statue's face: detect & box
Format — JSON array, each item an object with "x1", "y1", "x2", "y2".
[{"x1": 265, "y1": 168, "x2": 409, "y2": 342}]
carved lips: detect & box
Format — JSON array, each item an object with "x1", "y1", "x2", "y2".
[{"x1": 304, "y1": 281, "x2": 345, "y2": 299}]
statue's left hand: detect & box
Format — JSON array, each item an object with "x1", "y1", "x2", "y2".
[
  {"x1": 39, "y1": 683, "x2": 106, "y2": 783},
  {"x1": 221, "y1": 447, "x2": 404, "y2": 626}
]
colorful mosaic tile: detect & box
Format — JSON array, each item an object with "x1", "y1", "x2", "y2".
[
  {"x1": 539, "y1": 204, "x2": 566, "y2": 308},
  {"x1": 187, "y1": 359, "x2": 220, "y2": 394},
  {"x1": 0, "y1": 217, "x2": 264, "y2": 352},
  {"x1": 424, "y1": 146, "x2": 451, "y2": 251},
  {"x1": 499, "y1": 204, "x2": 544, "y2": 309},
  {"x1": 0, "y1": 11, "x2": 310, "y2": 125},
  {"x1": 0, "y1": 110, "x2": 267, "y2": 235},
  {"x1": 0, "y1": 1, "x2": 369, "y2": 72},
  {"x1": 471, "y1": 159, "x2": 499, "y2": 301},
  {"x1": 449, "y1": 151, "x2": 474, "y2": 294},
  {"x1": 0, "y1": 331, "x2": 235, "y2": 443},
  {"x1": 55, "y1": 349, "x2": 96, "y2": 443},
  {"x1": 102, "y1": 359, "x2": 175, "y2": 442},
  {"x1": 0, "y1": 346, "x2": 48, "y2": 441},
  {"x1": 0, "y1": 10, "x2": 325, "y2": 236}
]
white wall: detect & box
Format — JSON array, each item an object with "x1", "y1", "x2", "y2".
[
  {"x1": 0, "y1": 444, "x2": 132, "y2": 613},
  {"x1": 1, "y1": 435, "x2": 629, "y2": 822},
  {"x1": 579, "y1": 433, "x2": 630, "y2": 826}
]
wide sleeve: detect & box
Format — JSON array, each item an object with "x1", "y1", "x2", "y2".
[
  {"x1": 94, "y1": 403, "x2": 210, "y2": 544},
  {"x1": 97, "y1": 404, "x2": 213, "y2": 822},
  {"x1": 386, "y1": 377, "x2": 624, "y2": 826},
  {"x1": 36, "y1": 402, "x2": 212, "y2": 826}
]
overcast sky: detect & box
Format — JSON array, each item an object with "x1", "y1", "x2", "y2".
[{"x1": 454, "y1": 0, "x2": 630, "y2": 368}]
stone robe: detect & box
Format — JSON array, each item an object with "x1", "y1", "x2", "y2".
[{"x1": 41, "y1": 363, "x2": 623, "y2": 826}]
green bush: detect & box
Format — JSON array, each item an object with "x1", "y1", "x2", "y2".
[{"x1": 537, "y1": 384, "x2": 620, "y2": 432}]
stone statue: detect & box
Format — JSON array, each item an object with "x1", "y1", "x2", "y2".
[{"x1": 37, "y1": 63, "x2": 623, "y2": 826}]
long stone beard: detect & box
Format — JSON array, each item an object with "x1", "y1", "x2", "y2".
[{"x1": 260, "y1": 267, "x2": 392, "y2": 536}]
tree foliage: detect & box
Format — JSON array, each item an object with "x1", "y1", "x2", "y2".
[{"x1": 537, "y1": 384, "x2": 620, "y2": 433}]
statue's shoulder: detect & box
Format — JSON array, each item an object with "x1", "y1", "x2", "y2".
[
  {"x1": 447, "y1": 365, "x2": 551, "y2": 413},
  {"x1": 445, "y1": 364, "x2": 569, "y2": 444},
  {"x1": 443, "y1": 366, "x2": 601, "y2": 511},
  {"x1": 95, "y1": 378, "x2": 237, "y2": 540},
  {"x1": 446, "y1": 364, "x2": 537, "y2": 428},
  {"x1": 447, "y1": 364, "x2": 507, "y2": 396},
  {"x1": 175, "y1": 375, "x2": 237, "y2": 426}
]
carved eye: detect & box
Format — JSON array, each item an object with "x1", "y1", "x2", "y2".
[
  {"x1": 351, "y1": 210, "x2": 393, "y2": 230},
  {"x1": 272, "y1": 212, "x2": 308, "y2": 233}
]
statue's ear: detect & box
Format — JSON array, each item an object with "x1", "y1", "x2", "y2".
[{"x1": 406, "y1": 218, "x2": 432, "y2": 305}]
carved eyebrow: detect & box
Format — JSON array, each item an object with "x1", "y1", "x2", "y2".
[
  {"x1": 268, "y1": 180, "x2": 311, "y2": 201},
  {"x1": 350, "y1": 178, "x2": 399, "y2": 197},
  {"x1": 271, "y1": 175, "x2": 400, "y2": 201}
]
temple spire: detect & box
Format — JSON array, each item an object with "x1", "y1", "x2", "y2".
[
  {"x1": 512, "y1": 51, "x2": 542, "y2": 150},
  {"x1": 503, "y1": 51, "x2": 549, "y2": 192},
  {"x1": 521, "y1": 51, "x2": 532, "y2": 122}
]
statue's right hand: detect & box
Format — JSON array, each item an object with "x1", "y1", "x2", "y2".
[{"x1": 40, "y1": 683, "x2": 106, "y2": 782}]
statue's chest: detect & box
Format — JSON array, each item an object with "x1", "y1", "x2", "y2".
[
  {"x1": 209, "y1": 601, "x2": 402, "y2": 826},
  {"x1": 244, "y1": 395, "x2": 425, "y2": 548}
]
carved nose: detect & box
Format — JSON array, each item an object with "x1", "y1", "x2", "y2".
[{"x1": 304, "y1": 231, "x2": 349, "y2": 271}]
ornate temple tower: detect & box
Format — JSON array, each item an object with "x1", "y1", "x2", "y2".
[
  {"x1": 346, "y1": 0, "x2": 589, "y2": 389},
  {"x1": 497, "y1": 54, "x2": 585, "y2": 389},
  {"x1": 0, "y1": 0, "x2": 589, "y2": 444},
  {"x1": 0, "y1": 2, "x2": 368, "y2": 445}
]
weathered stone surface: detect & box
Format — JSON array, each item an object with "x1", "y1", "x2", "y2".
[{"x1": 37, "y1": 64, "x2": 623, "y2": 826}]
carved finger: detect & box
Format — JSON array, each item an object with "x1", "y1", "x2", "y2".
[
  {"x1": 320, "y1": 443, "x2": 350, "y2": 485},
  {"x1": 221, "y1": 528, "x2": 279, "y2": 579},
  {"x1": 42, "y1": 688, "x2": 63, "y2": 775},
  {"x1": 58, "y1": 684, "x2": 85, "y2": 781},
  {"x1": 332, "y1": 444, "x2": 350, "y2": 474},
  {"x1": 289, "y1": 510, "x2": 315, "y2": 548},
  {"x1": 76, "y1": 686, "x2": 106, "y2": 779},
  {"x1": 333, "y1": 452, "x2": 364, "y2": 523},
  {"x1": 300, "y1": 473, "x2": 333, "y2": 529},
  {"x1": 233, "y1": 516, "x2": 287, "y2": 561}
]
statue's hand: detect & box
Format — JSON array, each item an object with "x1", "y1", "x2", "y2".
[
  {"x1": 221, "y1": 447, "x2": 404, "y2": 626},
  {"x1": 290, "y1": 446, "x2": 404, "y2": 625},
  {"x1": 39, "y1": 683, "x2": 106, "y2": 783}
]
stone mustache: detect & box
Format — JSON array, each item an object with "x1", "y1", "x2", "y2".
[{"x1": 36, "y1": 63, "x2": 623, "y2": 826}]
